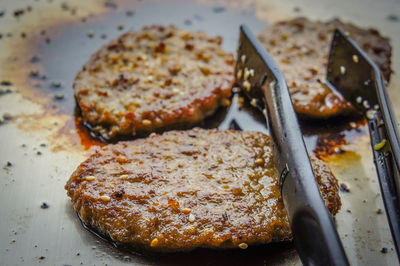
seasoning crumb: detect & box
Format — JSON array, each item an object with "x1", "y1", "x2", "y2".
[
  {"x1": 182, "y1": 208, "x2": 192, "y2": 214},
  {"x1": 150, "y1": 238, "x2": 159, "y2": 247},
  {"x1": 376, "y1": 208, "x2": 383, "y2": 214},
  {"x1": 386, "y1": 14, "x2": 399, "y2": 22},
  {"x1": 85, "y1": 175, "x2": 96, "y2": 181},
  {"x1": 340, "y1": 183, "x2": 350, "y2": 192},
  {"x1": 188, "y1": 213, "x2": 195, "y2": 222},
  {"x1": 212, "y1": 6, "x2": 225, "y2": 13},
  {"x1": 126, "y1": 10, "x2": 134, "y2": 16},
  {"x1": 100, "y1": 195, "x2": 111, "y2": 202},
  {"x1": 381, "y1": 247, "x2": 388, "y2": 254},
  {"x1": 1, "y1": 80, "x2": 12, "y2": 86},
  {"x1": 40, "y1": 202, "x2": 49, "y2": 209},
  {"x1": 238, "y1": 242, "x2": 248, "y2": 249},
  {"x1": 221, "y1": 98, "x2": 230, "y2": 107},
  {"x1": 3, "y1": 113, "x2": 12, "y2": 120}
]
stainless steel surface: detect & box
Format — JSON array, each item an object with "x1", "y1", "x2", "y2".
[
  {"x1": 0, "y1": 0, "x2": 400, "y2": 265},
  {"x1": 327, "y1": 29, "x2": 400, "y2": 259}
]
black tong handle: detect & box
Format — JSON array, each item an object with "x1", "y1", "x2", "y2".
[
  {"x1": 327, "y1": 29, "x2": 400, "y2": 260},
  {"x1": 236, "y1": 25, "x2": 349, "y2": 266}
]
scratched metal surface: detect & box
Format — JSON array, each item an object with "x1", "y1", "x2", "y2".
[{"x1": 0, "y1": 0, "x2": 399, "y2": 265}]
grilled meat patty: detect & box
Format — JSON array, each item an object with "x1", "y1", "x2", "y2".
[
  {"x1": 258, "y1": 17, "x2": 392, "y2": 119},
  {"x1": 65, "y1": 128, "x2": 341, "y2": 251},
  {"x1": 73, "y1": 25, "x2": 234, "y2": 140}
]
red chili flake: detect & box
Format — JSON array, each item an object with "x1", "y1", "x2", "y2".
[{"x1": 313, "y1": 134, "x2": 347, "y2": 159}]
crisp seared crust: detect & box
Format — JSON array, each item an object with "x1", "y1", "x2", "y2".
[
  {"x1": 65, "y1": 128, "x2": 341, "y2": 251},
  {"x1": 258, "y1": 17, "x2": 392, "y2": 118},
  {"x1": 74, "y1": 25, "x2": 234, "y2": 140}
]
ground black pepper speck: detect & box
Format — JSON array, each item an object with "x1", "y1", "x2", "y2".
[
  {"x1": 40, "y1": 202, "x2": 49, "y2": 209},
  {"x1": 381, "y1": 247, "x2": 388, "y2": 253},
  {"x1": 30, "y1": 55, "x2": 40, "y2": 63},
  {"x1": 340, "y1": 183, "x2": 350, "y2": 192},
  {"x1": 1, "y1": 81, "x2": 13, "y2": 86}
]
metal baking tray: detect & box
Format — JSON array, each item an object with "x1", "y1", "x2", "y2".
[{"x1": 0, "y1": 0, "x2": 399, "y2": 265}]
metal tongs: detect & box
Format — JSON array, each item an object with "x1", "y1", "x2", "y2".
[
  {"x1": 236, "y1": 25, "x2": 349, "y2": 265},
  {"x1": 327, "y1": 29, "x2": 400, "y2": 260}
]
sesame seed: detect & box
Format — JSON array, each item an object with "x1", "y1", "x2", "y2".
[
  {"x1": 356, "y1": 96, "x2": 362, "y2": 104},
  {"x1": 150, "y1": 238, "x2": 158, "y2": 247},
  {"x1": 232, "y1": 87, "x2": 240, "y2": 93},
  {"x1": 374, "y1": 104, "x2": 379, "y2": 110},
  {"x1": 363, "y1": 100, "x2": 370, "y2": 109},
  {"x1": 188, "y1": 213, "x2": 195, "y2": 222},
  {"x1": 238, "y1": 242, "x2": 248, "y2": 249},
  {"x1": 352, "y1": 55, "x2": 359, "y2": 63},
  {"x1": 243, "y1": 80, "x2": 251, "y2": 92},
  {"x1": 236, "y1": 69, "x2": 242, "y2": 79},
  {"x1": 366, "y1": 109, "x2": 376, "y2": 120},
  {"x1": 142, "y1": 119, "x2": 152, "y2": 126},
  {"x1": 249, "y1": 69, "x2": 255, "y2": 77},
  {"x1": 340, "y1": 66, "x2": 346, "y2": 75},
  {"x1": 149, "y1": 132, "x2": 156, "y2": 137},
  {"x1": 85, "y1": 175, "x2": 96, "y2": 181},
  {"x1": 182, "y1": 208, "x2": 192, "y2": 214},
  {"x1": 241, "y1": 54, "x2": 246, "y2": 64},
  {"x1": 119, "y1": 174, "x2": 128, "y2": 180},
  {"x1": 243, "y1": 67, "x2": 250, "y2": 81},
  {"x1": 255, "y1": 158, "x2": 264, "y2": 165},
  {"x1": 250, "y1": 98, "x2": 257, "y2": 107},
  {"x1": 262, "y1": 109, "x2": 267, "y2": 116},
  {"x1": 100, "y1": 195, "x2": 111, "y2": 202}
]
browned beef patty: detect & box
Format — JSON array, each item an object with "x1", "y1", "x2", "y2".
[
  {"x1": 258, "y1": 17, "x2": 392, "y2": 119},
  {"x1": 74, "y1": 25, "x2": 234, "y2": 140},
  {"x1": 65, "y1": 128, "x2": 341, "y2": 251}
]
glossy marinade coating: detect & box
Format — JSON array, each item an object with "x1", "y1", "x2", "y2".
[
  {"x1": 258, "y1": 17, "x2": 392, "y2": 119},
  {"x1": 74, "y1": 25, "x2": 234, "y2": 140},
  {"x1": 65, "y1": 128, "x2": 341, "y2": 251}
]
